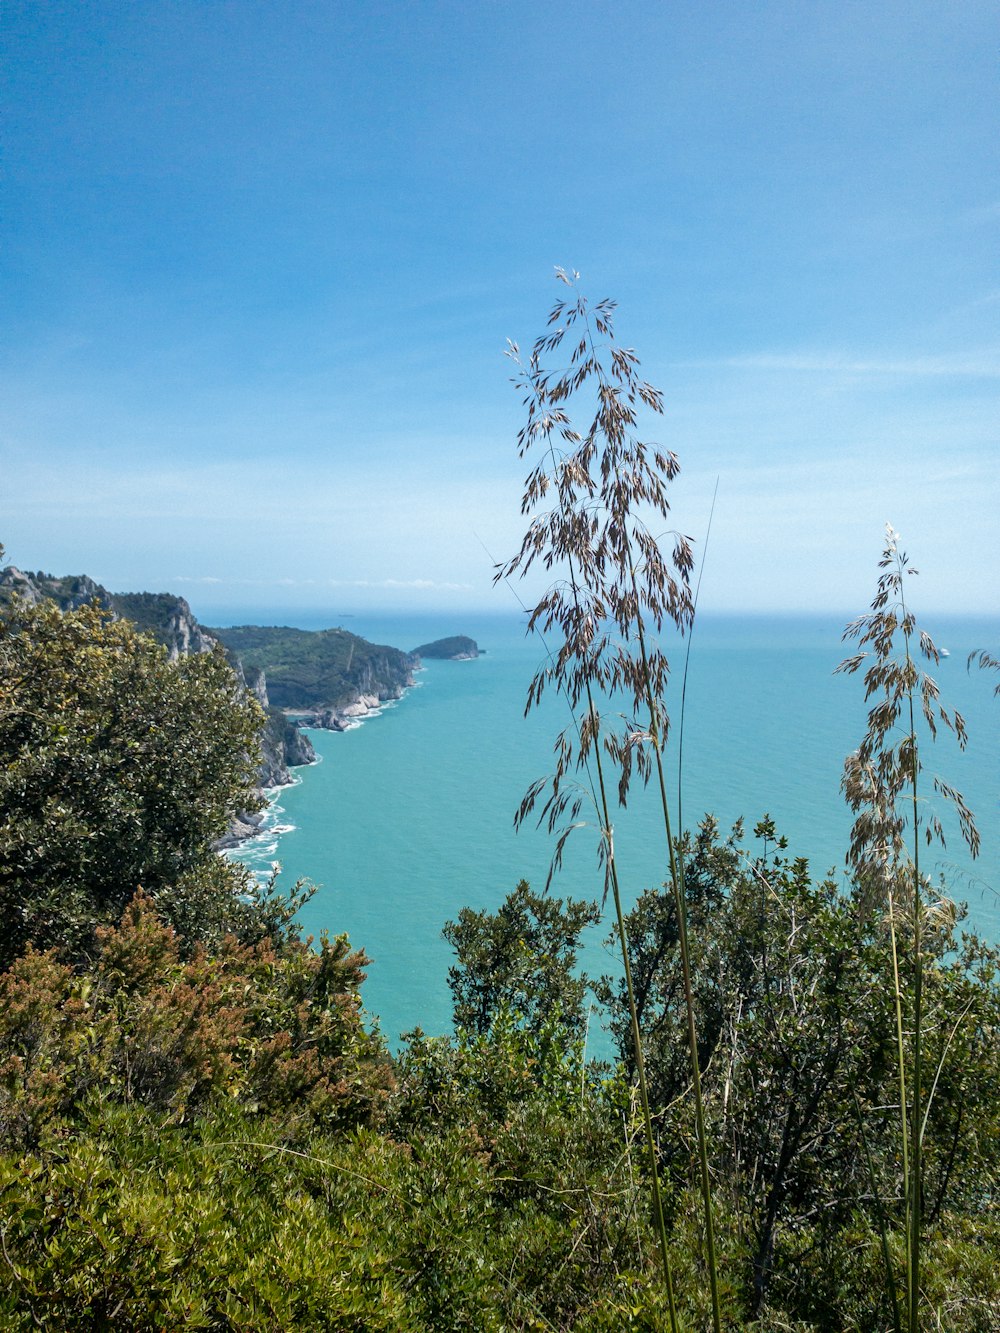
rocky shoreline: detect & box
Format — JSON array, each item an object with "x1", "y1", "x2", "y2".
[
  {"x1": 218, "y1": 687, "x2": 411, "y2": 851},
  {"x1": 297, "y1": 690, "x2": 399, "y2": 732},
  {"x1": 215, "y1": 809, "x2": 270, "y2": 851}
]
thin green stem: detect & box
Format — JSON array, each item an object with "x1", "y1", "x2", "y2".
[
  {"x1": 632, "y1": 582, "x2": 722, "y2": 1333},
  {"x1": 542, "y1": 493, "x2": 681, "y2": 1328},
  {"x1": 885, "y1": 886, "x2": 910, "y2": 1218},
  {"x1": 606, "y1": 836, "x2": 681, "y2": 1331},
  {"x1": 903, "y1": 613, "x2": 923, "y2": 1333},
  {"x1": 576, "y1": 645, "x2": 679, "y2": 1330},
  {"x1": 850, "y1": 1088, "x2": 903, "y2": 1333}
]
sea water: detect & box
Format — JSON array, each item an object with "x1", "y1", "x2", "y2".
[{"x1": 226, "y1": 611, "x2": 999, "y2": 1048}]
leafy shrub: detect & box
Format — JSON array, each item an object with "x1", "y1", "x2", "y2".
[
  {"x1": 0, "y1": 599, "x2": 264, "y2": 965},
  {"x1": 0, "y1": 893, "x2": 392, "y2": 1146}
]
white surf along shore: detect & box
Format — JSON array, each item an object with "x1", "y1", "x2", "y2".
[{"x1": 224, "y1": 680, "x2": 420, "y2": 867}]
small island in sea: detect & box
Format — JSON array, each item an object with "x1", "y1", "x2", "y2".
[{"x1": 412, "y1": 635, "x2": 481, "y2": 660}]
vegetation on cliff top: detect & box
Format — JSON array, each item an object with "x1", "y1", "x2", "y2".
[
  {"x1": 209, "y1": 623, "x2": 415, "y2": 711},
  {"x1": 0, "y1": 566, "x2": 316, "y2": 787},
  {"x1": 0, "y1": 570, "x2": 203, "y2": 643}
]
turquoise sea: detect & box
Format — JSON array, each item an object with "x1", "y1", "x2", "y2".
[{"x1": 225, "y1": 611, "x2": 999, "y2": 1049}]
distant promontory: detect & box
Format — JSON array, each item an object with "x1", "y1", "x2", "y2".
[
  {"x1": 413, "y1": 635, "x2": 481, "y2": 661},
  {"x1": 209, "y1": 624, "x2": 417, "y2": 730},
  {"x1": 0, "y1": 566, "x2": 318, "y2": 793},
  {"x1": 0, "y1": 562, "x2": 489, "y2": 851}
]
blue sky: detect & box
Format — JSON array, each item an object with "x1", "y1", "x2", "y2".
[{"x1": 2, "y1": 0, "x2": 997, "y2": 618}]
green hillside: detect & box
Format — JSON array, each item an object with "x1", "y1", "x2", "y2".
[{"x1": 210, "y1": 624, "x2": 414, "y2": 711}]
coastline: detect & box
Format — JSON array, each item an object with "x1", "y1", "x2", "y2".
[
  {"x1": 288, "y1": 691, "x2": 393, "y2": 732},
  {"x1": 214, "y1": 765, "x2": 305, "y2": 851},
  {"x1": 219, "y1": 683, "x2": 413, "y2": 853}
]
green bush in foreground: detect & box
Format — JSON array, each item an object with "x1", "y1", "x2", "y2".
[
  {"x1": 2, "y1": 842, "x2": 999, "y2": 1326},
  {"x1": 0, "y1": 893, "x2": 392, "y2": 1148},
  {"x1": 0, "y1": 599, "x2": 264, "y2": 966}
]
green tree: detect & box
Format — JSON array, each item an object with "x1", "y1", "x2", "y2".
[
  {"x1": 443, "y1": 880, "x2": 599, "y2": 1039},
  {"x1": 603, "y1": 816, "x2": 1000, "y2": 1326},
  {"x1": 0, "y1": 598, "x2": 264, "y2": 966}
]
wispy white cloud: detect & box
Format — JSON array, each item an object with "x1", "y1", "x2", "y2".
[
  {"x1": 939, "y1": 289, "x2": 1000, "y2": 322},
  {"x1": 173, "y1": 574, "x2": 473, "y2": 592},
  {"x1": 683, "y1": 350, "x2": 1000, "y2": 378},
  {"x1": 335, "y1": 578, "x2": 474, "y2": 591}
]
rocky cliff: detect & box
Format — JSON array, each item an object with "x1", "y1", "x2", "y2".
[
  {"x1": 0, "y1": 566, "x2": 112, "y2": 612},
  {"x1": 0, "y1": 570, "x2": 214, "y2": 660},
  {"x1": 111, "y1": 591, "x2": 219, "y2": 660},
  {"x1": 0, "y1": 566, "x2": 316, "y2": 788},
  {"x1": 226, "y1": 656, "x2": 317, "y2": 788}
]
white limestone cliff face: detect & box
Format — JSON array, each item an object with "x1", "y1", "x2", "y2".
[
  {"x1": 0, "y1": 566, "x2": 109, "y2": 611},
  {"x1": 159, "y1": 603, "x2": 218, "y2": 660},
  {"x1": 339, "y1": 693, "x2": 382, "y2": 717}
]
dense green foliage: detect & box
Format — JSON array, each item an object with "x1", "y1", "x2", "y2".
[
  {"x1": 601, "y1": 817, "x2": 1000, "y2": 1324},
  {"x1": 6, "y1": 846, "x2": 997, "y2": 1328},
  {"x1": 210, "y1": 624, "x2": 414, "y2": 711},
  {"x1": 0, "y1": 892, "x2": 390, "y2": 1146},
  {"x1": 444, "y1": 879, "x2": 598, "y2": 1039},
  {"x1": 0, "y1": 600, "x2": 265, "y2": 966}
]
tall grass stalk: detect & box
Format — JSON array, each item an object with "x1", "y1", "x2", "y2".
[
  {"x1": 850, "y1": 1086, "x2": 903, "y2": 1333},
  {"x1": 498, "y1": 271, "x2": 721, "y2": 1329},
  {"x1": 838, "y1": 524, "x2": 979, "y2": 1331},
  {"x1": 629, "y1": 579, "x2": 721, "y2": 1327},
  {"x1": 904, "y1": 619, "x2": 924, "y2": 1333},
  {"x1": 530, "y1": 522, "x2": 683, "y2": 1324}
]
